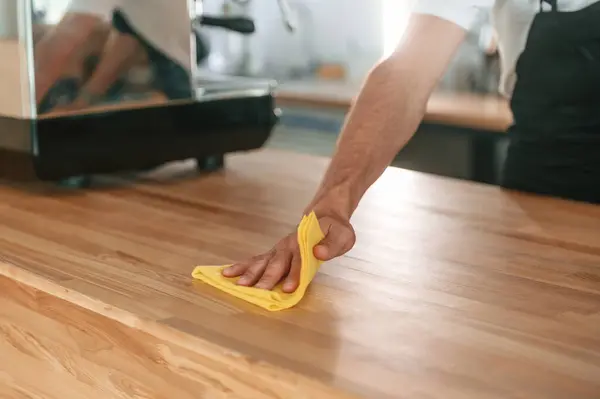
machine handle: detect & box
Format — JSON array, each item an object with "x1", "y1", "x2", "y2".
[
  {"x1": 199, "y1": 15, "x2": 256, "y2": 34},
  {"x1": 227, "y1": 0, "x2": 296, "y2": 33},
  {"x1": 276, "y1": 0, "x2": 296, "y2": 32}
]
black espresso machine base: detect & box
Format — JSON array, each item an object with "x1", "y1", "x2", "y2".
[
  {"x1": 0, "y1": 91, "x2": 278, "y2": 186},
  {"x1": 53, "y1": 154, "x2": 226, "y2": 189}
]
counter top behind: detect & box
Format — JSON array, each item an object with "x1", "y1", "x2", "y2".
[
  {"x1": 0, "y1": 149, "x2": 599, "y2": 398},
  {"x1": 275, "y1": 79, "x2": 513, "y2": 132}
]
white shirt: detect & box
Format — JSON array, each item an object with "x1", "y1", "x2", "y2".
[
  {"x1": 68, "y1": 0, "x2": 193, "y2": 71},
  {"x1": 413, "y1": 0, "x2": 599, "y2": 97}
]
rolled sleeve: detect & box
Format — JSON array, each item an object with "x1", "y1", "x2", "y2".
[{"x1": 413, "y1": 0, "x2": 495, "y2": 31}]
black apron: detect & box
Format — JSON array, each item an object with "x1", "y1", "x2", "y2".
[{"x1": 501, "y1": 0, "x2": 600, "y2": 203}]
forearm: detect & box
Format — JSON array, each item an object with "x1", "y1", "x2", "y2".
[
  {"x1": 34, "y1": 13, "x2": 101, "y2": 103},
  {"x1": 304, "y1": 14, "x2": 467, "y2": 219},
  {"x1": 77, "y1": 32, "x2": 141, "y2": 99},
  {"x1": 306, "y1": 60, "x2": 432, "y2": 218}
]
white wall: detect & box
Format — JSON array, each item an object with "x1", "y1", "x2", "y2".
[
  {"x1": 254, "y1": 0, "x2": 385, "y2": 80},
  {"x1": 203, "y1": 0, "x2": 495, "y2": 89},
  {"x1": 204, "y1": 0, "x2": 389, "y2": 81}
]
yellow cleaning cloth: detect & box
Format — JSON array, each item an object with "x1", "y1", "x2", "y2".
[{"x1": 191, "y1": 211, "x2": 325, "y2": 311}]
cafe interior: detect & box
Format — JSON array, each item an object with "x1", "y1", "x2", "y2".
[{"x1": 0, "y1": 1, "x2": 598, "y2": 398}]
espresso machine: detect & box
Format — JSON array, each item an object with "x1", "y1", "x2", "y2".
[{"x1": 0, "y1": 0, "x2": 287, "y2": 187}]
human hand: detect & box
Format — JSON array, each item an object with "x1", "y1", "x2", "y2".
[{"x1": 222, "y1": 211, "x2": 356, "y2": 292}]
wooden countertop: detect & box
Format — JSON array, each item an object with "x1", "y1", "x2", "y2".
[
  {"x1": 275, "y1": 80, "x2": 513, "y2": 132},
  {"x1": 1, "y1": 149, "x2": 600, "y2": 398}
]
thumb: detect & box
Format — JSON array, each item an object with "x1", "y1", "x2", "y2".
[{"x1": 313, "y1": 222, "x2": 355, "y2": 261}]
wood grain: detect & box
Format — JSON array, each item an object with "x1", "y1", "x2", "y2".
[
  {"x1": 1, "y1": 149, "x2": 599, "y2": 398},
  {"x1": 0, "y1": 273, "x2": 351, "y2": 399},
  {"x1": 275, "y1": 80, "x2": 513, "y2": 132}
]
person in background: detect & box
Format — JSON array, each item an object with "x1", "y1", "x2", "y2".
[
  {"x1": 33, "y1": 9, "x2": 107, "y2": 110},
  {"x1": 34, "y1": 0, "x2": 194, "y2": 113},
  {"x1": 225, "y1": 0, "x2": 600, "y2": 292}
]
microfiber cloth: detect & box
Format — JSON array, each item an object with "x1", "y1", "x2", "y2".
[{"x1": 191, "y1": 211, "x2": 325, "y2": 311}]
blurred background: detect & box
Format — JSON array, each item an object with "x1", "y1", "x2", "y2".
[
  {"x1": 199, "y1": 0, "x2": 498, "y2": 89},
  {"x1": 0, "y1": 0, "x2": 504, "y2": 184},
  {"x1": 195, "y1": 0, "x2": 503, "y2": 181}
]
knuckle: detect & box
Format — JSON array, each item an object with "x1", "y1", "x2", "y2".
[
  {"x1": 341, "y1": 234, "x2": 356, "y2": 253},
  {"x1": 233, "y1": 262, "x2": 250, "y2": 270},
  {"x1": 347, "y1": 231, "x2": 357, "y2": 247},
  {"x1": 262, "y1": 266, "x2": 284, "y2": 281},
  {"x1": 250, "y1": 253, "x2": 270, "y2": 263},
  {"x1": 225, "y1": 264, "x2": 246, "y2": 276},
  {"x1": 242, "y1": 269, "x2": 259, "y2": 279},
  {"x1": 282, "y1": 233, "x2": 298, "y2": 246}
]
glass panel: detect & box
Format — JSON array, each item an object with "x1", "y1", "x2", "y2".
[{"x1": 30, "y1": 0, "x2": 196, "y2": 117}]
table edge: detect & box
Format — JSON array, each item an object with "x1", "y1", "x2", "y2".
[{"x1": 0, "y1": 260, "x2": 356, "y2": 398}]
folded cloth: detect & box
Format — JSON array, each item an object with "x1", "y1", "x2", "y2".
[{"x1": 191, "y1": 211, "x2": 325, "y2": 311}]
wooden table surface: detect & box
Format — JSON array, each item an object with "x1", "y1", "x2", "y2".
[
  {"x1": 1, "y1": 149, "x2": 599, "y2": 398},
  {"x1": 275, "y1": 80, "x2": 513, "y2": 132}
]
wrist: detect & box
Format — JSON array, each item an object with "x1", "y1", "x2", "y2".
[{"x1": 304, "y1": 181, "x2": 359, "y2": 221}]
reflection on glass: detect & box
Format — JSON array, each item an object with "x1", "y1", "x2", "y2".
[{"x1": 31, "y1": 0, "x2": 195, "y2": 116}]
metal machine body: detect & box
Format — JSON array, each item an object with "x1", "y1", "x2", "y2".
[{"x1": 0, "y1": 0, "x2": 280, "y2": 185}]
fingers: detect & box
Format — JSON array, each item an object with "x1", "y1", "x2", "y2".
[
  {"x1": 282, "y1": 251, "x2": 301, "y2": 293},
  {"x1": 236, "y1": 258, "x2": 269, "y2": 286},
  {"x1": 254, "y1": 251, "x2": 292, "y2": 291},
  {"x1": 222, "y1": 253, "x2": 267, "y2": 277},
  {"x1": 222, "y1": 248, "x2": 294, "y2": 291},
  {"x1": 221, "y1": 215, "x2": 355, "y2": 293},
  {"x1": 222, "y1": 262, "x2": 249, "y2": 278},
  {"x1": 223, "y1": 254, "x2": 270, "y2": 287}
]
